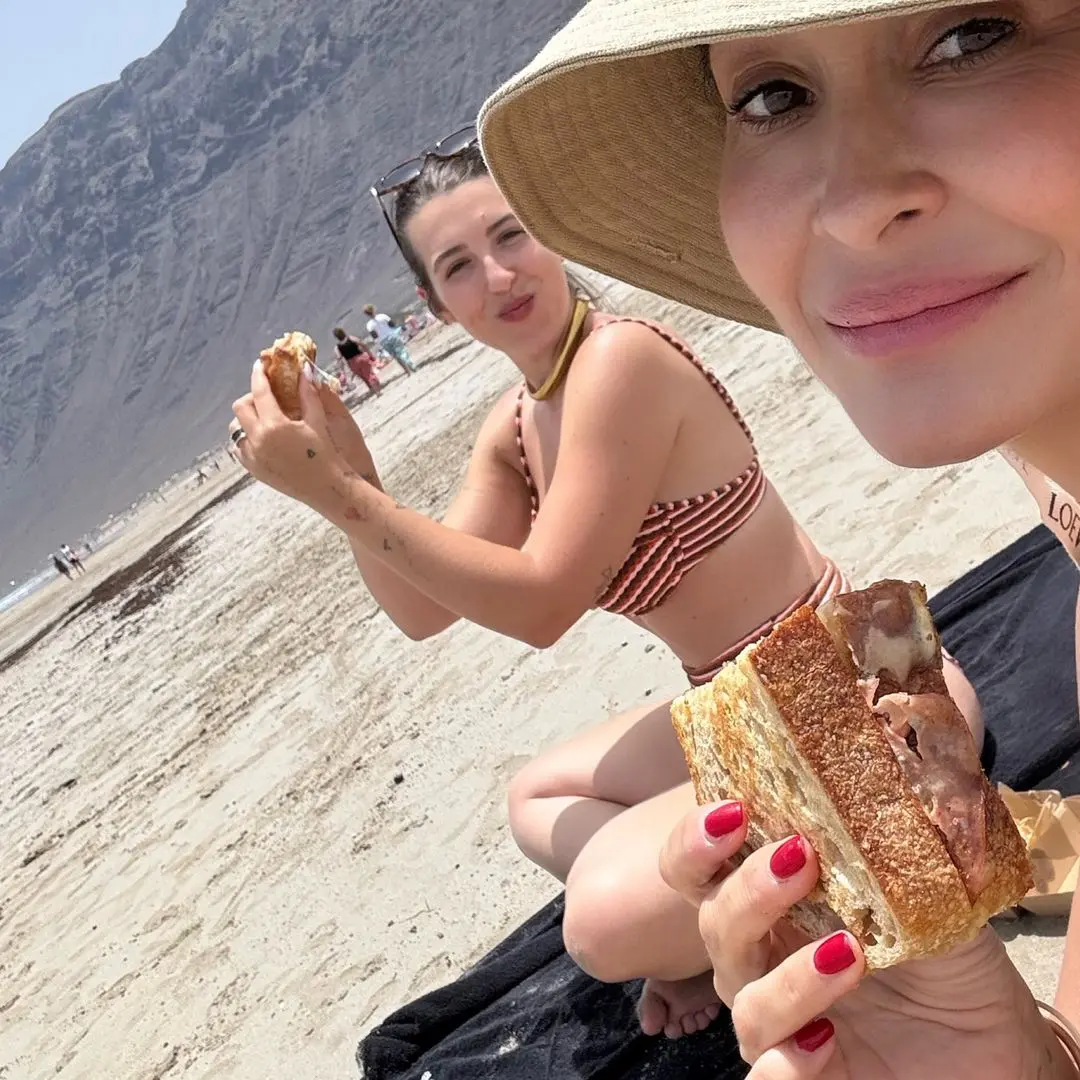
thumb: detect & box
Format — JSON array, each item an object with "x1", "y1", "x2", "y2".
[
  {"x1": 318, "y1": 380, "x2": 347, "y2": 419},
  {"x1": 298, "y1": 362, "x2": 328, "y2": 427},
  {"x1": 748, "y1": 1029, "x2": 841, "y2": 1079}
]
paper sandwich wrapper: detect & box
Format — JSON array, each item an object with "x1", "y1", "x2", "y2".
[{"x1": 999, "y1": 785, "x2": 1080, "y2": 916}]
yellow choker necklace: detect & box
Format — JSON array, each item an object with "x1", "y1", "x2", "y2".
[{"x1": 528, "y1": 297, "x2": 591, "y2": 402}]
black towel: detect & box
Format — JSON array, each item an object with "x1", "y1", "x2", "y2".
[
  {"x1": 358, "y1": 526, "x2": 1080, "y2": 1080},
  {"x1": 930, "y1": 525, "x2": 1080, "y2": 793},
  {"x1": 358, "y1": 894, "x2": 747, "y2": 1079}
]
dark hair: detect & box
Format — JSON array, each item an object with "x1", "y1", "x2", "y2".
[
  {"x1": 391, "y1": 145, "x2": 490, "y2": 313},
  {"x1": 391, "y1": 145, "x2": 601, "y2": 314},
  {"x1": 332, "y1": 327, "x2": 346, "y2": 340}
]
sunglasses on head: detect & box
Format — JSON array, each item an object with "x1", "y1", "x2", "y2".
[{"x1": 370, "y1": 124, "x2": 479, "y2": 255}]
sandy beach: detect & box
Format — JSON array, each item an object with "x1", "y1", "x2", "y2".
[{"x1": 0, "y1": 280, "x2": 1065, "y2": 1079}]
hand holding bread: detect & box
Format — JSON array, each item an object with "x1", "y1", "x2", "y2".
[
  {"x1": 658, "y1": 581, "x2": 1065, "y2": 1078},
  {"x1": 258, "y1": 331, "x2": 340, "y2": 419},
  {"x1": 659, "y1": 803, "x2": 1068, "y2": 1079},
  {"x1": 230, "y1": 331, "x2": 347, "y2": 510},
  {"x1": 671, "y1": 580, "x2": 1030, "y2": 968}
]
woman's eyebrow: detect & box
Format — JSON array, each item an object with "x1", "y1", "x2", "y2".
[
  {"x1": 486, "y1": 213, "x2": 517, "y2": 234},
  {"x1": 432, "y1": 244, "x2": 466, "y2": 273},
  {"x1": 432, "y1": 215, "x2": 519, "y2": 271}
]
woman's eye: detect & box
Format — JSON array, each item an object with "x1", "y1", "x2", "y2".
[
  {"x1": 924, "y1": 16, "x2": 1017, "y2": 64},
  {"x1": 731, "y1": 79, "x2": 812, "y2": 121},
  {"x1": 444, "y1": 259, "x2": 469, "y2": 278},
  {"x1": 498, "y1": 228, "x2": 525, "y2": 245}
]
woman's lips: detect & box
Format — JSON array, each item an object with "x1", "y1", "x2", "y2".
[
  {"x1": 498, "y1": 294, "x2": 536, "y2": 322},
  {"x1": 824, "y1": 272, "x2": 1028, "y2": 359}
]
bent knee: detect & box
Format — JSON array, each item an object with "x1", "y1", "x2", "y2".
[
  {"x1": 506, "y1": 757, "x2": 560, "y2": 855},
  {"x1": 506, "y1": 759, "x2": 543, "y2": 829},
  {"x1": 942, "y1": 652, "x2": 985, "y2": 753},
  {"x1": 562, "y1": 868, "x2": 639, "y2": 983}
]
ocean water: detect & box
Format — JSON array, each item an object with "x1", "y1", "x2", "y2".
[{"x1": 0, "y1": 569, "x2": 55, "y2": 615}]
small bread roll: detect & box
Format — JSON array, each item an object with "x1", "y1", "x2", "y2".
[{"x1": 259, "y1": 331, "x2": 317, "y2": 419}]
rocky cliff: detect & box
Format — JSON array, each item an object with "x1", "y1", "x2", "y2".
[{"x1": 0, "y1": 0, "x2": 581, "y2": 582}]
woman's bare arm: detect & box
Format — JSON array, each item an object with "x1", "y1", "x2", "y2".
[
  {"x1": 343, "y1": 392, "x2": 532, "y2": 640},
  {"x1": 312, "y1": 323, "x2": 691, "y2": 647}
]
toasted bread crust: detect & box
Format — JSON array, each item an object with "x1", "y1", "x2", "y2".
[
  {"x1": 748, "y1": 608, "x2": 975, "y2": 949},
  {"x1": 260, "y1": 331, "x2": 317, "y2": 420},
  {"x1": 972, "y1": 771, "x2": 1035, "y2": 922},
  {"x1": 817, "y1": 581, "x2": 1032, "y2": 910},
  {"x1": 672, "y1": 597, "x2": 1032, "y2": 968}
]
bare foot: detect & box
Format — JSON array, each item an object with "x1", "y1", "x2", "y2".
[{"x1": 637, "y1": 971, "x2": 722, "y2": 1040}]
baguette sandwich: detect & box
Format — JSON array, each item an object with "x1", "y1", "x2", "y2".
[
  {"x1": 671, "y1": 580, "x2": 1032, "y2": 969},
  {"x1": 259, "y1": 331, "x2": 339, "y2": 420}
]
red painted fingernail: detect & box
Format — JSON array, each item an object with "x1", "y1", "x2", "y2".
[
  {"x1": 814, "y1": 932, "x2": 857, "y2": 975},
  {"x1": 794, "y1": 1017, "x2": 834, "y2": 1053},
  {"x1": 704, "y1": 802, "x2": 744, "y2": 839},
  {"x1": 769, "y1": 835, "x2": 807, "y2": 879}
]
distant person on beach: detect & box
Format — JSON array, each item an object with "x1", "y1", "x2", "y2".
[
  {"x1": 51, "y1": 554, "x2": 72, "y2": 581},
  {"x1": 60, "y1": 544, "x2": 85, "y2": 575},
  {"x1": 228, "y1": 133, "x2": 981, "y2": 1038},
  {"x1": 364, "y1": 303, "x2": 416, "y2": 375},
  {"x1": 333, "y1": 327, "x2": 382, "y2": 395}
]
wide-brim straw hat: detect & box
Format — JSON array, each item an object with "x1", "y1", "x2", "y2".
[{"x1": 479, "y1": 0, "x2": 952, "y2": 333}]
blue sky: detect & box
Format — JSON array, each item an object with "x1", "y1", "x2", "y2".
[{"x1": 0, "y1": 0, "x2": 186, "y2": 167}]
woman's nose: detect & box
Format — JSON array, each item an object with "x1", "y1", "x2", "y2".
[
  {"x1": 812, "y1": 109, "x2": 946, "y2": 251},
  {"x1": 483, "y1": 255, "x2": 516, "y2": 292}
]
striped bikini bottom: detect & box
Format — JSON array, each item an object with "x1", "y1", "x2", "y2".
[{"x1": 683, "y1": 557, "x2": 853, "y2": 688}]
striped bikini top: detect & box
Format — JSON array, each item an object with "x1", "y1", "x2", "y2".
[{"x1": 514, "y1": 318, "x2": 767, "y2": 618}]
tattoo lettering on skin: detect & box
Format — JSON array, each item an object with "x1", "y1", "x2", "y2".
[
  {"x1": 383, "y1": 538, "x2": 392, "y2": 553},
  {"x1": 307, "y1": 448, "x2": 317, "y2": 459},
  {"x1": 361, "y1": 471, "x2": 378, "y2": 485},
  {"x1": 344, "y1": 505, "x2": 368, "y2": 523}
]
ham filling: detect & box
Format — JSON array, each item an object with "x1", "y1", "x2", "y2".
[
  {"x1": 824, "y1": 583, "x2": 991, "y2": 902},
  {"x1": 871, "y1": 691, "x2": 991, "y2": 899}
]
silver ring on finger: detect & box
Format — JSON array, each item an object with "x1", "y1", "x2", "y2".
[{"x1": 230, "y1": 426, "x2": 247, "y2": 446}]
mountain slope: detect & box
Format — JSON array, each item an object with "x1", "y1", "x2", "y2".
[{"x1": 0, "y1": 0, "x2": 582, "y2": 582}]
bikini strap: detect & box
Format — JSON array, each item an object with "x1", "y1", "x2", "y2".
[
  {"x1": 514, "y1": 385, "x2": 540, "y2": 518},
  {"x1": 590, "y1": 316, "x2": 756, "y2": 449}
]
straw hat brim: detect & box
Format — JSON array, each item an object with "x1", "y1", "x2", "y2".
[{"x1": 479, "y1": 0, "x2": 955, "y2": 332}]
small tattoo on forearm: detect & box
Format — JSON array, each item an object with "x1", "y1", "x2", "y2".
[
  {"x1": 382, "y1": 538, "x2": 392, "y2": 552},
  {"x1": 307, "y1": 448, "x2": 317, "y2": 459},
  {"x1": 344, "y1": 505, "x2": 368, "y2": 523}
]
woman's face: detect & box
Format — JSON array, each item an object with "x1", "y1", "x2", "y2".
[
  {"x1": 404, "y1": 176, "x2": 571, "y2": 355},
  {"x1": 709, "y1": 2, "x2": 1080, "y2": 466}
]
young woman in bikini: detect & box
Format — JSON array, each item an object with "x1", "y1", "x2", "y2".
[
  {"x1": 228, "y1": 134, "x2": 979, "y2": 1041},
  {"x1": 480, "y1": 0, "x2": 1080, "y2": 1072}
]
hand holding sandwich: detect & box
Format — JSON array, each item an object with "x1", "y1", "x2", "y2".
[
  {"x1": 660, "y1": 805, "x2": 1075, "y2": 1079},
  {"x1": 232, "y1": 357, "x2": 356, "y2": 510}
]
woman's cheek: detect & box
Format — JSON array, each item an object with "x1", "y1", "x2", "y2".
[{"x1": 718, "y1": 167, "x2": 807, "y2": 330}]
